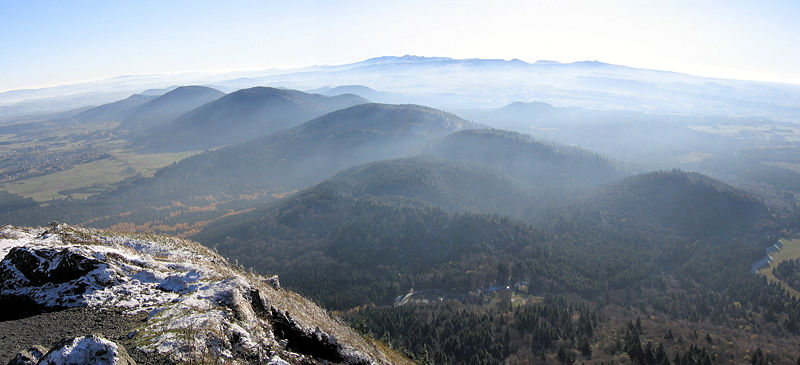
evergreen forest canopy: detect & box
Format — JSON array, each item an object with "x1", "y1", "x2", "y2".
[{"x1": 2, "y1": 56, "x2": 800, "y2": 363}]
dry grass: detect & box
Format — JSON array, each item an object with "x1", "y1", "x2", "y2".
[{"x1": 2, "y1": 150, "x2": 197, "y2": 201}]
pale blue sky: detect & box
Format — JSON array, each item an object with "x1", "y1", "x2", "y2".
[{"x1": 1, "y1": 0, "x2": 799, "y2": 92}]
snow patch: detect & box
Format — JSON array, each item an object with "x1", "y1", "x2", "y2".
[{"x1": 39, "y1": 335, "x2": 121, "y2": 365}]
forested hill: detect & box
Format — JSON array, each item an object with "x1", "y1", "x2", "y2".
[
  {"x1": 191, "y1": 159, "x2": 800, "y2": 363},
  {"x1": 590, "y1": 169, "x2": 773, "y2": 239},
  {"x1": 71, "y1": 93, "x2": 156, "y2": 123},
  {"x1": 139, "y1": 103, "x2": 479, "y2": 195},
  {"x1": 307, "y1": 156, "x2": 537, "y2": 215},
  {"x1": 142, "y1": 87, "x2": 369, "y2": 151},
  {"x1": 195, "y1": 155, "x2": 539, "y2": 239},
  {"x1": 191, "y1": 155, "x2": 635, "y2": 310},
  {"x1": 193, "y1": 177, "x2": 553, "y2": 309},
  {"x1": 119, "y1": 85, "x2": 225, "y2": 131},
  {"x1": 0, "y1": 103, "x2": 477, "y2": 231},
  {"x1": 427, "y1": 128, "x2": 622, "y2": 189}
]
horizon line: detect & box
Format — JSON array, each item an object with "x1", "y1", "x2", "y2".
[{"x1": 2, "y1": 55, "x2": 799, "y2": 94}]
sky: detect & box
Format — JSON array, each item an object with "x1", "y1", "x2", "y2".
[{"x1": 1, "y1": 0, "x2": 799, "y2": 92}]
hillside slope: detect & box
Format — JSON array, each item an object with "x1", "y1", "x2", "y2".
[
  {"x1": 591, "y1": 170, "x2": 773, "y2": 239},
  {"x1": 0, "y1": 103, "x2": 477, "y2": 234},
  {"x1": 193, "y1": 155, "x2": 629, "y2": 310},
  {"x1": 137, "y1": 103, "x2": 478, "y2": 199},
  {"x1": 195, "y1": 190, "x2": 550, "y2": 309},
  {"x1": 0, "y1": 223, "x2": 408, "y2": 364},
  {"x1": 312, "y1": 156, "x2": 536, "y2": 215},
  {"x1": 119, "y1": 85, "x2": 225, "y2": 132},
  {"x1": 428, "y1": 128, "x2": 622, "y2": 189},
  {"x1": 144, "y1": 87, "x2": 368, "y2": 151},
  {"x1": 72, "y1": 94, "x2": 156, "y2": 123}
]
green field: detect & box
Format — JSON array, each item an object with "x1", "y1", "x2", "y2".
[
  {"x1": 758, "y1": 238, "x2": 800, "y2": 299},
  {"x1": 2, "y1": 150, "x2": 197, "y2": 201}
]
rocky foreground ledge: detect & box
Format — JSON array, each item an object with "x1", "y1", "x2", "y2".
[{"x1": 0, "y1": 223, "x2": 407, "y2": 364}]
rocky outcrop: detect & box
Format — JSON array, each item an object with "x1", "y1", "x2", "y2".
[
  {"x1": 0, "y1": 224, "x2": 408, "y2": 365},
  {"x1": 270, "y1": 307, "x2": 346, "y2": 363},
  {"x1": 37, "y1": 335, "x2": 137, "y2": 365},
  {"x1": 1, "y1": 247, "x2": 103, "y2": 288}
]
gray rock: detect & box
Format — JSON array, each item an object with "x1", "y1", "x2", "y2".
[
  {"x1": 248, "y1": 288, "x2": 270, "y2": 317},
  {"x1": 6, "y1": 345, "x2": 46, "y2": 365},
  {"x1": 0, "y1": 247, "x2": 101, "y2": 288},
  {"x1": 270, "y1": 307, "x2": 347, "y2": 363}
]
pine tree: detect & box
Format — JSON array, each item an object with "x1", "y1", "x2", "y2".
[
  {"x1": 751, "y1": 348, "x2": 766, "y2": 365},
  {"x1": 579, "y1": 336, "x2": 592, "y2": 359}
]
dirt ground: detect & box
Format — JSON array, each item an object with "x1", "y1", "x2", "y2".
[{"x1": 0, "y1": 307, "x2": 172, "y2": 364}]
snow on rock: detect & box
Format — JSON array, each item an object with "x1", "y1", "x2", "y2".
[
  {"x1": 0, "y1": 224, "x2": 402, "y2": 364},
  {"x1": 38, "y1": 334, "x2": 136, "y2": 365}
]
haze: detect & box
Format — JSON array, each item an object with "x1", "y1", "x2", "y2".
[
  {"x1": 2, "y1": 0, "x2": 799, "y2": 92},
  {"x1": 4, "y1": 1, "x2": 800, "y2": 364}
]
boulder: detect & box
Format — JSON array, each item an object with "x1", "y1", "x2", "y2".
[{"x1": 37, "y1": 335, "x2": 136, "y2": 365}]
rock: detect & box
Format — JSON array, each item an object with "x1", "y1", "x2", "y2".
[
  {"x1": 265, "y1": 275, "x2": 281, "y2": 289},
  {"x1": 37, "y1": 334, "x2": 137, "y2": 365},
  {"x1": 248, "y1": 288, "x2": 270, "y2": 317},
  {"x1": 6, "y1": 345, "x2": 46, "y2": 365},
  {"x1": 270, "y1": 307, "x2": 345, "y2": 363},
  {"x1": 267, "y1": 355, "x2": 290, "y2": 365},
  {"x1": 0, "y1": 247, "x2": 100, "y2": 288},
  {"x1": 36, "y1": 222, "x2": 61, "y2": 238}
]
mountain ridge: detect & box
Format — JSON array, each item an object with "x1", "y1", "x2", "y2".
[
  {"x1": 119, "y1": 85, "x2": 225, "y2": 131},
  {"x1": 0, "y1": 223, "x2": 409, "y2": 364},
  {"x1": 142, "y1": 86, "x2": 369, "y2": 151}
]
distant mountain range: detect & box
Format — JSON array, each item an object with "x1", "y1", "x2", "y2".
[{"x1": 4, "y1": 56, "x2": 800, "y2": 122}]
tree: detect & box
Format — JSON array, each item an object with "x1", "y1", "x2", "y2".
[
  {"x1": 578, "y1": 336, "x2": 592, "y2": 359},
  {"x1": 751, "y1": 348, "x2": 766, "y2": 365}
]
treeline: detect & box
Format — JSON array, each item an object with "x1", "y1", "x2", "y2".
[
  {"x1": 344, "y1": 296, "x2": 597, "y2": 364},
  {"x1": 774, "y1": 259, "x2": 800, "y2": 292}
]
